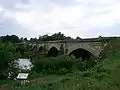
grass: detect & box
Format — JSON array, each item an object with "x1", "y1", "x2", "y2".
[
  {"x1": 2, "y1": 40, "x2": 120, "y2": 90},
  {"x1": 1, "y1": 51, "x2": 120, "y2": 90},
  {"x1": 31, "y1": 55, "x2": 96, "y2": 76}
]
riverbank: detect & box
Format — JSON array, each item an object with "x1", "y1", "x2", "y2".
[{"x1": 1, "y1": 51, "x2": 120, "y2": 90}]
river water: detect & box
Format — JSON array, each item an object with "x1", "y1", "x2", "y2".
[{"x1": 17, "y1": 59, "x2": 33, "y2": 70}]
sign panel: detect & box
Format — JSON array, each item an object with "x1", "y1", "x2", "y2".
[{"x1": 17, "y1": 73, "x2": 29, "y2": 80}]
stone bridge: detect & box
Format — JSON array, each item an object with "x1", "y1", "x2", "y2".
[{"x1": 29, "y1": 39, "x2": 104, "y2": 58}]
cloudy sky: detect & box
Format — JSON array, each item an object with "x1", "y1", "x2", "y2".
[{"x1": 0, "y1": 0, "x2": 120, "y2": 39}]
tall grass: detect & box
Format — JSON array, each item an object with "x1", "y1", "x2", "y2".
[
  {"x1": 31, "y1": 55, "x2": 96, "y2": 76},
  {"x1": 10, "y1": 51, "x2": 120, "y2": 90},
  {"x1": 3, "y1": 40, "x2": 120, "y2": 90}
]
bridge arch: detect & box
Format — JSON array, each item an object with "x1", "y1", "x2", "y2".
[
  {"x1": 38, "y1": 46, "x2": 44, "y2": 54},
  {"x1": 48, "y1": 44, "x2": 60, "y2": 52},
  {"x1": 67, "y1": 44, "x2": 98, "y2": 58},
  {"x1": 69, "y1": 48, "x2": 93, "y2": 60},
  {"x1": 32, "y1": 45, "x2": 38, "y2": 51},
  {"x1": 47, "y1": 46, "x2": 59, "y2": 57}
]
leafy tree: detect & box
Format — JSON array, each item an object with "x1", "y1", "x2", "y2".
[
  {"x1": 65, "y1": 36, "x2": 73, "y2": 40},
  {"x1": 98, "y1": 35, "x2": 102, "y2": 38},
  {"x1": 20, "y1": 37, "x2": 24, "y2": 42},
  {"x1": 29, "y1": 32, "x2": 73, "y2": 42},
  {"x1": 0, "y1": 43, "x2": 21, "y2": 80},
  {"x1": 76, "y1": 36, "x2": 82, "y2": 40},
  {"x1": 0, "y1": 43, "x2": 13, "y2": 79},
  {"x1": 52, "y1": 32, "x2": 65, "y2": 40},
  {"x1": 24, "y1": 38, "x2": 27, "y2": 41},
  {"x1": 0, "y1": 35, "x2": 21, "y2": 43}
]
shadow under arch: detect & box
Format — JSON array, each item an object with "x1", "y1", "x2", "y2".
[
  {"x1": 69, "y1": 48, "x2": 93, "y2": 60},
  {"x1": 38, "y1": 46, "x2": 44, "y2": 54},
  {"x1": 47, "y1": 46, "x2": 59, "y2": 57},
  {"x1": 32, "y1": 45, "x2": 37, "y2": 52}
]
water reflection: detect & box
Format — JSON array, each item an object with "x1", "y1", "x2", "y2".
[{"x1": 17, "y1": 59, "x2": 33, "y2": 70}]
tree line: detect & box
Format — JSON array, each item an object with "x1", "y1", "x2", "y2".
[
  {"x1": 0, "y1": 32, "x2": 120, "y2": 44},
  {"x1": 29, "y1": 32, "x2": 74, "y2": 43},
  {"x1": 0, "y1": 32, "x2": 82, "y2": 43}
]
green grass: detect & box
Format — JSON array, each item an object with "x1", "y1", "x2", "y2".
[
  {"x1": 2, "y1": 51, "x2": 120, "y2": 90},
  {"x1": 2, "y1": 40, "x2": 120, "y2": 90}
]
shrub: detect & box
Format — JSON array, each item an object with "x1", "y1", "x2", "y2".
[{"x1": 32, "y1": 55, "x2": 96, "y2": 74}]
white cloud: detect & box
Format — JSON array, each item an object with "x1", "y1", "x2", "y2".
[
  {"x1": 0, "y1": 0, "x2": 120, "y2": 38},
  {"x1": 0, "y1": 6, "x2": 4, "y2": 23}
]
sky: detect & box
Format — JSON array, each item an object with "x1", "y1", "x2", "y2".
[{"x1": 0, "y1": 0, "x2": 120, "y2": 39}]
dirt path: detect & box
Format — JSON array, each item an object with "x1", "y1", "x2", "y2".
[
  {"x1": 28, "y1": 75, "x2": 59, "y2": 84},
  {"x1": 0, "y1": 86, "x2": 10, "y2": 90}
]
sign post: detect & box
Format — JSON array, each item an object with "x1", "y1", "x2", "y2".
[{"x1": 17, "y1": 73, "x2": 29, "y2": 85}]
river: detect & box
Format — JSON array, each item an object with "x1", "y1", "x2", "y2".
[{"x1": 17, "y1": 59, "x2": 33, "y2": 70}]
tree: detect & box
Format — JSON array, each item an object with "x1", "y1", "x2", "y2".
[
  {"x1": 65, "y1": 36, "x2": 72, "y2": 40},
  {"x1": 98, "y1": 35, "x2": 102, "y2": 38},
  {"x1": 0, "y1": 50, "x2": 12, "y2": 79},
  {"x1": 29, "y1": 38, "x2": 37, "y2": 43},
  {"x1": 20, "y1": 37, "x2": 24, "y2": 42},
  {"x1": 24, "y1": 38, "x2": 27, "y2": 41},
  {"x1": 0, "y1": 43, "x2": 14, "y2": 79},
  {"x1": 0, "y1": 35, "x2": 21, "y2": 43},
  {"x1": 38, "y1": 36, "x2": 42, "y2": 41},
  {"x1": 76, "y1": 37, "x2": 82, "y2": 40},
  {"x1": 52, "y1": 32, "x2": 65, "y2": 40},
  {"x1": 0, "y1": 43, "x2": 21, "y2": 80},
  {"x1": 41, "y1": 34, "x2": 49, "y2": 41},
  {"x1": 29, "y1": 32, "x2": 73, "y2": 42},
  {"x1": 23, "y1": 38, "x2": 28, "y2": 43}
]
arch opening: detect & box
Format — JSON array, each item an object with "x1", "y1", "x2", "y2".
[
  {"x1": 69, "y1": 48, "x2": 93, "y2": 60},
  {"x1": 38, "y1": 46, "x2": 44, "y2": 54},
  {"x1": 47, "y1": 46, "x2": 59, "y2": 57},
  {"x1": 32, "y1": 46, "x2": 37, "y2": 52}
]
